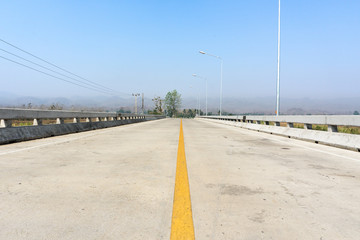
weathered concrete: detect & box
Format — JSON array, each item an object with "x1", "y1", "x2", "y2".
[
  {"x1": 201, "y1": 115, "x2": 360, "y2": 126},
  {"x1": 1, "y1": 119, "x2": 360, "y2": 239},
  {"x1": 200, "y1": 117, "x2": 360, "y2": 151},
  {"x1": 0, "y1": 119, "x2": 178, "y2": 240},
  {"x1": 184, "y1": 119, "x2": 360, "y2": 239},
  {"x1": 0, "y1": 108, "x2": 164, "y2": 144},
  {"x1": 0, "y1": 120, "x2": 137, "y2": 144}
]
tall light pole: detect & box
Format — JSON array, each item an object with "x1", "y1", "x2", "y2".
[
  {"x1": 276, "y1": 0, "x2": 281, "y2": 116},
  {"x1": 197, "y1": 94, "x2": 200, "y2": 116},
  {"x1": 192, "y1": 74, "x2": 208, "y2": 116},
  {"x1": 132, "y1": 93, "x2": 140, "y2": 114},
  {"x1": 199, "y1": 51, "x2": 223, "y2": 116},
  {"x1": 189, "y1": 85, "x2": 200, "y2": 115}
]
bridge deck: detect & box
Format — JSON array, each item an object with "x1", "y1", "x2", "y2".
[{"x1": 0, "y1": 119, "x2": 359, "y2": 239}]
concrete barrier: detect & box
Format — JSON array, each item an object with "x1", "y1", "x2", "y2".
[
  {"x1": 199, "y1": 115, "x2": 360, "y2": 152},
  {"x1": 0, "y1": 108, "x2": 165, "y2": 144}
]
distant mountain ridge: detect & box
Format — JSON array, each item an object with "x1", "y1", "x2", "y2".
[
  {"x1": 182, "y1": 97, "x2": 360, "y2": 115},
  {"x1": 0, "y1": 92, "x2": 359, "y2": 115}
]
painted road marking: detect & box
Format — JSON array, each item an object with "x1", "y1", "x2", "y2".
[{"x1": 171, "y1": 120, "x2": 195, "y2": 240}]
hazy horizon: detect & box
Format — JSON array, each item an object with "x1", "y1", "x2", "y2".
[{"x1": 1, "y1": 91, "x2": 359, "y2": 115}]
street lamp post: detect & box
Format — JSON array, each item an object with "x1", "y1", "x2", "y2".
[
  {"x1": 189, "y1": 85, "x2": 198, "y2": 116},
  {"x1": 276, "y1": 0, "x2": 281, "y2": 116},
  {"x1": 199, "y1": 51, "x2": 223, "y2": 116},
  {"x1": 192, "y1": 74, "x2": 208, "y2": 116},
  {"x1": 197, "y1": 94, "x2": 200, "y2": 116}
]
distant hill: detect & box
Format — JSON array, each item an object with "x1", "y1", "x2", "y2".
[
  {"x1": 1, "y1": 92, "x2": 359, "y2": 115},
  {"x1": 182, "y1": 97, "x2": 360, "y2": 115}
]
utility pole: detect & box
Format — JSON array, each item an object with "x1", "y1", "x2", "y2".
[
  {"x1": 141, "y1": 93, "x2": 144, "y2": 114},
  {"x1": 132, "y1": 93, "x2": 140, "y2": 114}
]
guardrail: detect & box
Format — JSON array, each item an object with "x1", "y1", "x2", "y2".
[
  {"x1": 198, "y1": 115, "x2": 360, "y2": 152},
  {"x1": 0, "y1": 108, "x2": 165, "y2": 144}
]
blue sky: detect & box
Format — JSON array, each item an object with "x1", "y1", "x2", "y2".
[{"x1": 1, "y1": 0, "x2": 359, "y2": 101}]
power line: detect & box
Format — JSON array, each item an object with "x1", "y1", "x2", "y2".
[
  {"x1": 0, "y1": 48, "x2": 117, "y2": 95},
  {"x1": 0, "y1": 38, "x2": 130, "y2": 96},
  {"x1": 0, "y1": 38, "x2": 114, "y2": 92},
  {"x1": 0, "y1": 55, "x2": 114, "y2": 95}
]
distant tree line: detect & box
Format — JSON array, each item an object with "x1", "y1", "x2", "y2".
[{"x1": 178, "y1": 109, "x2": 197, "y2": 118}]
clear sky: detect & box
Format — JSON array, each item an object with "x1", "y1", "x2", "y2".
[{"x1": 1, "y1": 0, "x2": 359, "y2": 100}]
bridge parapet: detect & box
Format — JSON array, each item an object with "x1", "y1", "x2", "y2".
[
  {"x1": 0, "y1": 108, "x2": 165, "y2": 144},
  {"x1": 199, "y1": 115, "x2": 360, "y2": 151},
  {"x1": 200, "y1": 115, "x2": 360, "y2": 132}
]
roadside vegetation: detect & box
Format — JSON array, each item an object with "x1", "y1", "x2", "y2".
[
  {"x1": 178, "y1": 109, "x2": 197, "y2": 118},
  {"x1": 148, "y1": 96, "x2": 164, "y2": 115},
  {"x1": 266, "y1": 122, "x2": 359, "y2": 135},
  {"x1": 164, "y1": 90, "x2": 182, "y2": 117}
]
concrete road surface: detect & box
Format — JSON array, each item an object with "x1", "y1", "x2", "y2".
[{"x1": 0, "y1": 118, "x2": 360, "y2": 239}]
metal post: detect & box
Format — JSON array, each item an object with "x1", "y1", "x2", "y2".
[
  {"x1": 192, "y1": 74, "x2": 208, "y2": 116},
  {"x1": 206, "y1": 79, "x2": 208, "y2": 116},
  {"x1": 194, "y1": 95, "x2": 197, "y2": 116},
  {"x1": 196, "y1": 95, "x2": 198, "y2": 116},
  {"x1": 276, "y1": 0, "x2": 281, "y2": 116},
  {"x1": 220, "y1": 59, "x2": 223, "y2": 116},
  {"x1": 198, "y1": 93, "x2": 201, "y2": 115},
  {"x1": 199, "y1": 51, "x2": 222, "y2": 116}
]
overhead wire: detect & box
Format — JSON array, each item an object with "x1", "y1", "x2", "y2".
[
  {"x1": 0, "y1": 55, "x2": 114, "y2": 95},
  {"x1": 0, "y1": 38, "x2": 131, "y2": 96},
  {"x1": 0, "y1": 48, "x2": 116, "y2": 95}
]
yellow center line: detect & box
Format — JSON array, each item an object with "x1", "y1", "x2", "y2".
[{"x1": 170, "y1": 119, "x2": 195, "y2": 240}]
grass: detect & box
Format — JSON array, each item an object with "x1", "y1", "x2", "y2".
[
  {"x1": 11, "y1": 120, "x2": 33, "y2": 127},
  {"x1": 338, "y1": 126, "x2": 360, "y2": 135},
  {"x1": 249, "y1": 121, "x2": 360, "y2": 135},
  {"x1": 293, "y1": 123, "x2": 304, "y2": 129},
  {"x1": 313, "y1": 125, "x2": 328, "y2": 131}
]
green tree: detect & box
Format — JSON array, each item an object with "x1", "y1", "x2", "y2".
[
  {"x1": 188, "y1": 109, "x2": 195, "y2": 118},
  {"x1": 165, "y1": 90, "x2": 182, "y2": 117},
  {"x1": 354, "y1": 110, "x2": 359, "y2": 115},
  {"x1": 178, "y1": 109, "x2": 196, "y2": 118}
]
